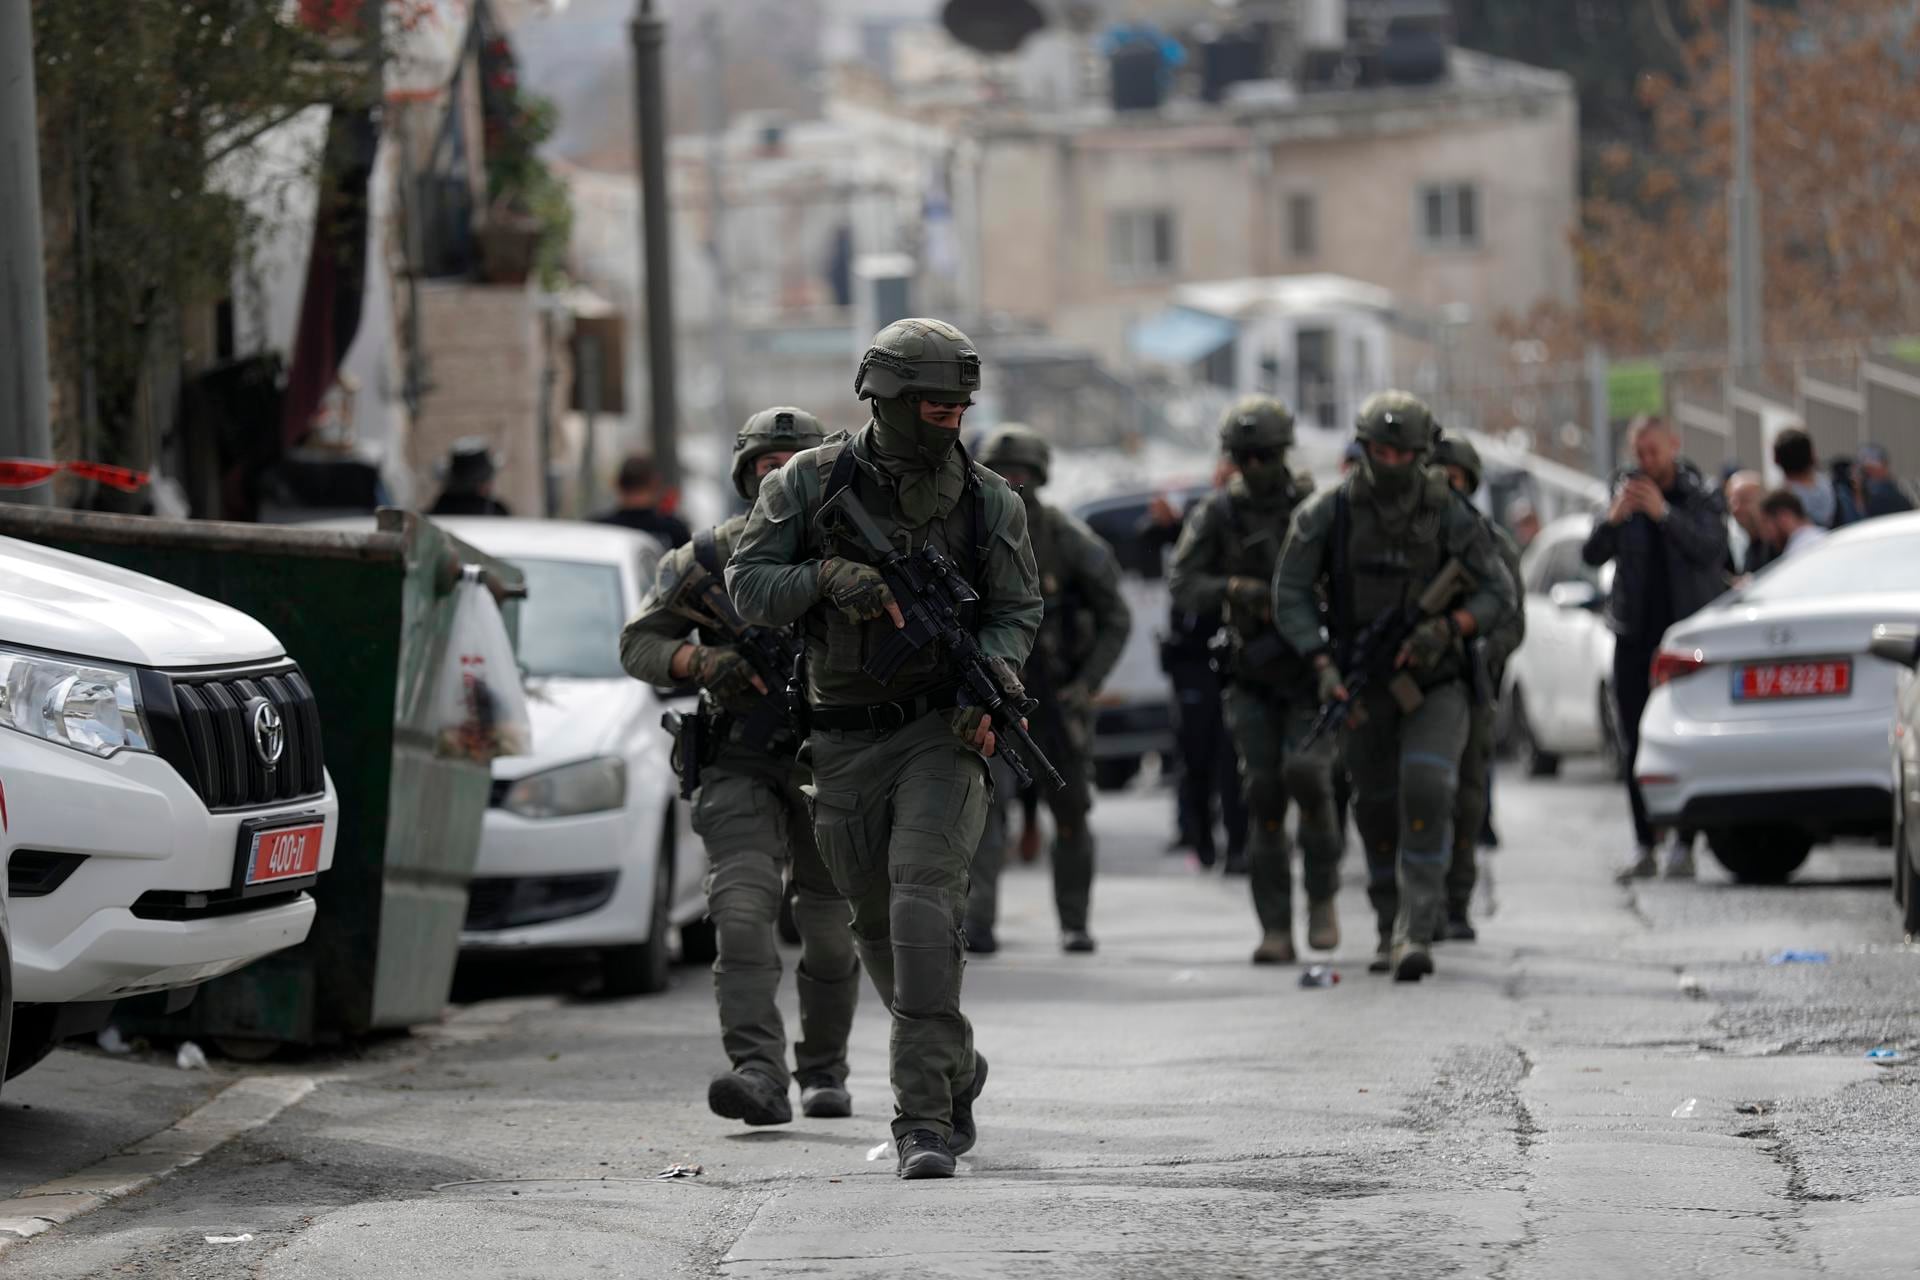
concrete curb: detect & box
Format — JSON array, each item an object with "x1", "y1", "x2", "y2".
[{"x1": 0, "y1": 1075, "x2": 316, "y2": 1252}]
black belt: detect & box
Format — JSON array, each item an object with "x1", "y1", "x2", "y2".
[{"x1": 809, "y1": 685, "x2": 961, "y2": 733}]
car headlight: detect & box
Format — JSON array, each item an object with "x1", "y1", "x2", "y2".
[
  {"x1": 500, "y1": 756, "x2": 627, "y2": 818},
  {"x1": 0, "y1": 646, "x2": 151, "y2": 758}
]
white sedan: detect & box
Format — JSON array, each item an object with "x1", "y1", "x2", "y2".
[
  {"x1": 1500, "y1": 514, "x2": 1622, "y2": 776},
  {"x1": 431, "y1": 519, "x2": 709, "y2": 995},
  {"x1": 1637, "y1": 513, "x2": 1920, "y2": 883}
]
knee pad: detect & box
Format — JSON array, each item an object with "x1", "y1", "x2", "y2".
[{"x1": 889, "y1": 883, "x2": 961, "y2": 1020}]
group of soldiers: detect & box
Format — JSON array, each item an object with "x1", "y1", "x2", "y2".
[{"x1": 618, "y1": 316, "x2": 1520, "y2": 1181}]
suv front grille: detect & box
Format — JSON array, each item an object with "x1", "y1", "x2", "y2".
[{"x1": 142, "y1": 665, "x2": 327, "y2": 810}]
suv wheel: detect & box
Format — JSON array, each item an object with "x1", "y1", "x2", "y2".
[{"x1": 1706, "y1": 825, "x2": 1814, "y2": 885}]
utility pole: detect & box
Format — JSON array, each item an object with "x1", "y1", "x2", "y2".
[
  {"x1": 700, "y1": 10, "x2": 738, "y2": 442},
  {"x1": 1728, "y1": 0, "x2": 1763, "y2": 385},
  {"x1": 1, "y1": 0, "x2": 54, "y2": 505},
  {"x1": 630, "y1": 0, "x2": 681, "y2": 494}
]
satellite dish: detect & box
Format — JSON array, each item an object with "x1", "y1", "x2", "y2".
[{"x1": 941, "y1": 0, "x2": 1049, "y2": 55}]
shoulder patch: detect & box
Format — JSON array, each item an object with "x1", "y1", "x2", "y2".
[{"x1": 755, "y1": 466, "x2": 803, "y2": 524}]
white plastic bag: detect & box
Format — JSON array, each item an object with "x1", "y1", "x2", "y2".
[{"x1": 430, "y1": 567, "x2": 532, "y2": 763}]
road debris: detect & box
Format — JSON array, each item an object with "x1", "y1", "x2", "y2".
[
  {"x1": 1766, "y1": 950, "x2": 1829, "y2": 965},
  {"x1": 1298, "y1": 966, "x2": 1340, "y2": 988},
  {"x1": 1671, "y1": 1098, "x2": 1699, "y2": 1118},
  {"x1": 655, "y1": 1163, "x2": 703, "y2": 1180},
  {"x1": 175, "y1": 1042, "x2": 209, "y2": 1071},
  {"x1": 1864, "y1": 1046, "x2": 1908, "y2": 1066},
  {"x1": 205, "y1": 1234, "x2": 254, "y2": 1244}
]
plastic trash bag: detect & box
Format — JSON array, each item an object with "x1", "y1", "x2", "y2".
[{"x1": 430, "y1": 566, "x2": 532, "y2": 763}]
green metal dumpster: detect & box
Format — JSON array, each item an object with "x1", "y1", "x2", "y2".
[{"x1": 0, "y1": 505, "x2": 524, "y2": 1050}]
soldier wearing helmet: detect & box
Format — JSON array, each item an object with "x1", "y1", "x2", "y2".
[
  {"x1": 1270, "y1": 392, "x2": 1517, "y2": 982},
  {"x1": 1430, "y1": 433, "x2": 1525, "y2": 943},
  {"x1": 965, "y1": 424, "x2": 1131, "y2": 957},
  {"x1": 1168, "y1": 396, "x2": 1338, "y2": 966},
  {"x1": 620, "y1": 405, "x2": 863, "y2": 1129},
  {"x1": 727, "y1": 319, "x2": 1042, "y2": 1181}
]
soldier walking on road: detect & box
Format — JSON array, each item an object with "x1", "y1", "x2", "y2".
[
  {"x1": 965, "y1": 425, "x2": 1131, "y2": 956},
  {"x1": 619, "y1": 408, "x2": 861, "y2": 1128},
  {"x1": 1431, "y1": 435, "x2": 1526, "y2": 942},
  {"x1": 727, "y1": 320, "x2": 1041, "y2": 1180},
  {"x1": 1271, "y1": 393, "x2": 1517, "y2": 982},
  {"x1": 1168, "y1": 397, "x2": 1340, "y2": 965}
]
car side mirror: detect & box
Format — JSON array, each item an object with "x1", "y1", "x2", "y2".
[
  {"x1": 1869, "y1": 623, "x2": 1920, "y2": 669},
  {"x1": 1548, "y1": 581, "x2": 1602, "y2": 612}
]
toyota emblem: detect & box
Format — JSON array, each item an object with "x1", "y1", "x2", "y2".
[
  {"x1": 248, "y1": 697, "x2": 285, "y2": 768},
  {"x1": 1764, "y1": 624, "x2": 1794, "y2": 647}
]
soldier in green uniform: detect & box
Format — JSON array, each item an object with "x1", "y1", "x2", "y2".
[
  {"x1": 1270, "y1": 392, "x2": 1517, "y2": 982},
  {"x1": 1431, "y1": 434, "x2": 1526, "y2": 942},
  {"x1": 618, "y1": 407, "x2": 861, "y2": 1127},
  {"x1": 727, "y1": 319, "x2": 1041, "y2": 1181},
  {"x1": 1167, "y1": 397, "x2": 1340, "y2": 966},
  {"x1": 965, "y1": 424, "x2": 1131, "y2": 956}
]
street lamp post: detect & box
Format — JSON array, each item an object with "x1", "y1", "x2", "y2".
[
  {"x1": 1728, "y1": 0, "x2": 1763, "y2": 384},
  {"x1": 630, "y1": 0, "x2": 681, "y2": 494},
  {"x1": 0, "y1": 0, "x2": 54, "y2": 505}
]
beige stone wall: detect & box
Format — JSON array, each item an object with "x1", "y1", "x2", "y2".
[
  {"x1": 974, "y1": 93, "x2": 1580, "y2": 370},
  {"x1": 407, "y1": 281, "x2": 556, "y2": 516}
]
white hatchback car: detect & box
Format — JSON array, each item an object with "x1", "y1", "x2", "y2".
[
  {"x1": 430, "y1": 519, "x2": 708, "y2": 995},
  {"x1": 1501, "y1": 513, "x2": 1622, "y2": 776},
  {"x1": 2, "y1": 536, "x2": 338, "y2": 1079},
  {"x1": 1637, "y1": 513, "x2": 1920, "y2": 883}
]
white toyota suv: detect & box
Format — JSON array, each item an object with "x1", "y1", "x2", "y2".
[{"x1": 2, "y1": 536, "x2": 338, "y2": 1079}]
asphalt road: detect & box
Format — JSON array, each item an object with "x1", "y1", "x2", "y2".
[{"x1": 3, "y1": 757, "x2": 1917, "y2": 1278}]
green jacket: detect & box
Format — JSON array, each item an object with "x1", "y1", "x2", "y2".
[
  {"x1": 1271, "y1": 472, "x2": 1517, "y2": 669},
  {"x1": 726, "y1": 423, "x2": 1042, "y2": 708},
  {"x1": 618, "y1": 512, "x2": 749, "y2": 689},
  {"x1": 1482, "y1": 518, "x2": 1526, "y2": 679},
  {"x1": 1028, "y1": 500, "x2": 1130, "y2": 693},
  {"x1": 1167, "y1": 469, "x2": 1314, "y2": 687}
]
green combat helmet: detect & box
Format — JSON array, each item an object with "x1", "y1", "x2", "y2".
[
  {"x1": 1431, "y1": 434, "x2": 1484, "y2": 494},
  {"x1": 1354, "y1": 390, "x2": 1435, "y2": 454},
  {"x1": 854, "y1": 318, "x2": 982, "y2": 402},
  {"x1": 731, "y1": 405, "x2": 826, "y2": 501},
  {"x1": 1217, "y1": 396, "x2": 1296, "y2": 455},
  {"x1": 977, "y1": 423, "x2": 1051, "y2": 487}
]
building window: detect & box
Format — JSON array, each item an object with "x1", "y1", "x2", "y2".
[
  {"x1": 1287, "y1": 192, "x2": 1317, "y2": 259},
  {"x1": 1110, "y1": 208, "x2": 1176, "y2": 281},
  {"x1": 1418, "y1": 182, "x2": 1480, "y2": 250}
]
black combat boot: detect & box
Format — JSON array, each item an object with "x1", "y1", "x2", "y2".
[
  {"x1": 963, "y1": 919, "x2": 998, "y2": 955},
  {"x1": 949, "y1": 1052, "x2": 989, "y2": 1156},
  {"x1": 707, "y1": 1069, "x2": 791, "y2": 1126},
  {"x1": 797, "y1": 1072, "x2": 852, "y2": 1119},
  {"x1": 1444, "y1": 906, "x2": 1477, "y2": 942},
  {"x1": 896, "y1": 1129, "x2": 958, "y2": 1180},
  {"x1": 1061, "y1": 929, "x2": 1097, "y2": 954}
]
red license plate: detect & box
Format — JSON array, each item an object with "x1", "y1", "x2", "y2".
[
  {"x1": 245, "y1": 822, "x2": 325, "y2": 885},
  {"x1": 1733, "y1": 660, "x2": 1852, "y2": 701}
]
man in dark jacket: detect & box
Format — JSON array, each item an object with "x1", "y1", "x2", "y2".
[{"x1": 1582, "y1": 417, "x2": 1729, "y2": 881}]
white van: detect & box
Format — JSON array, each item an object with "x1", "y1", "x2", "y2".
[{"x1": 2, "y1": 536, "x2": 338, "y2": 1081}]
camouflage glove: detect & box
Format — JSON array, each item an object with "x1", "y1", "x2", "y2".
[
  {"x1": 1057, "y1": 680, "x2": 1092, "y2": 716},
  {"x1": 818, "y1": 557, "x2": 896, "y2": 624},
  {"x1": 1399, "y1": 615, "x2": 1458, "y2": 674},
  {"x1": 951, "y1": 658, "x2": 1025, "y2": 747},
  {"x1": 1226, "y1": 575, "x2": 1271, "y2": 622},
  {"x1": 1316, "y1": 662, "x2": 1346, "y2": 705},
  {"x1": 689, "y1": 646, "x2": 760, "y2": 705}
]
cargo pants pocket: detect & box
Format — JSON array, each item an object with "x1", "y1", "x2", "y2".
[{"x1": 807, "y1": 787, "x2": 878, "y2": 902}]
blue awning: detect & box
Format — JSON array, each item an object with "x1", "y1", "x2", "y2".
[{"x1": 1128, "y1": 307, "x2": 1238, "y2": 365}]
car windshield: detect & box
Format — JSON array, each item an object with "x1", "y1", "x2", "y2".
[
  {"x1": 508, "y1": 558, "x2": 626, "y2": 679},
  {"x1": 1742, "y1": 531, "x2": 1920, "y2": 602}
]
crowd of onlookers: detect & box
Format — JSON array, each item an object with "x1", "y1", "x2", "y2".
[{"x1": 1723, "y1": 429, "x2": 1913, "y2": 581}]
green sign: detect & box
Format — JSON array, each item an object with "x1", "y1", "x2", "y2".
[
  {"x1": 1888, "y1": 336, "x2": 1920, "y2": 367},
  {"x1": 1606, "y1": 360, "x2": 1665, "y2": 421}
]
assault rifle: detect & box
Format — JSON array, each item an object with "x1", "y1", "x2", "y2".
[
  {"x1": 1300, "y1": 558, "x2": 1474, "y2": 751},
  {"x1": 658, "y1": 559, "x2": 804, "y2": 798},
  {"x1": 822, "y1": 487, "x2": 1066, "y2": 793}
]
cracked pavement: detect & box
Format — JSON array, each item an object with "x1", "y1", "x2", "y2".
[{"x1": 3, "y1": 758, "x2": 1917, "y2": 1278}]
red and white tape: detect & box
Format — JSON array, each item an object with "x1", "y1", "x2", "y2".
[{"x1": 0, "y1": 460, "x2": 149, "y2": 492}]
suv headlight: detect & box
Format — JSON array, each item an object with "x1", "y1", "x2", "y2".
[
  {"x1": 0, "y1": 646, "x2": 151, "y2": 757},
  {"x1": 500, "y1": 756, "x2": 626, "y2": 818}
]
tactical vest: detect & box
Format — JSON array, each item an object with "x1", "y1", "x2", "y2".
[
  {"x1": 1216, "y1": 475, "x2": 1309, "y2": 687},
  {"x1": 1330, "y1": 468, "x2": 1462, "y2": 684},
  {"x1": 1027, "y1": 502, "x2": 1088, "y2": 680},
  {"x1": 804, "y1": 435, "x2": 990, "y2": 699}
]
